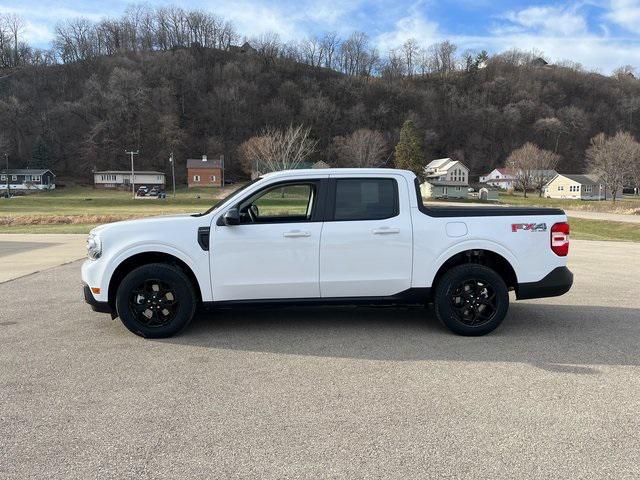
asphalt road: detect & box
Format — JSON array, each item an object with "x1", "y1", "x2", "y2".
[{"x1": 1, "y1": 240, "x2": 639, "y2": 479}]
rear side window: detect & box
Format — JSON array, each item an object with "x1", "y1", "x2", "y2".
[{"x1": 333, "y1": 178, "x2": 398, "y2": 221}]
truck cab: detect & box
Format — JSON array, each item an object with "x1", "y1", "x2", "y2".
[{"x1": 82, "y1": 168, "x2": 572, "y2": 338}]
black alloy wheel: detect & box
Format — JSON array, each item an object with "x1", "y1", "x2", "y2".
[
  {"x1": 116, "y1": 263, "x2": 196, "y2": 338},
  {"x1": 434, "y1": 264, "x2": 509, "y2": 336},
  {"x1": 129, "y1": 279, "x2": 179, "y2": 328},
  {"x1": 450, "y1": 278, "x2": 497, "y2": 326}
]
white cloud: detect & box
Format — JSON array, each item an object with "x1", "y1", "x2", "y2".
[
  {"x1": 606, "y1": 0, "x2": 640, "y2": 33},
  {"x1": 501, "y1": 5, "x2": 588, "y2": 36},
  {"x1": 22, "y1": 20, "x2": 55, "y2": 45},
  {"x1": 375, "y1": 9, "x2": 439, "y2": 51}
]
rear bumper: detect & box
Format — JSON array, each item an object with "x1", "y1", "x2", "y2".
[
  {"x1": 516, "y1": 267, "x2": 573, "y2": 300},
  {"x1": 82, "y1": 283, "x2": 112, "y2": 314}
]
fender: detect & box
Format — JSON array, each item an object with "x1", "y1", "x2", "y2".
[
  {"x1": 423, "y1": 238, "x2": 520, "y2": 288},
  {"x1": 103, "y1": 242, "x2": 212, "y2": 302}
]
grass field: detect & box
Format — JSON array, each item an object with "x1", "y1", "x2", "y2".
[
  {"x1": 1, "y1": 186, "x2": 639, "y2": 242},
  {"x1": 499, "y1": 192, "x2": 640, "y2": 214}
]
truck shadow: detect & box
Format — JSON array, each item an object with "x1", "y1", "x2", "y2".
[{"x1": 161, "y1": 302, "x2": 640, "y2": 369}]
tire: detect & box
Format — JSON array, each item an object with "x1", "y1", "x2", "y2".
[
  {"x1": 115, "y1": 263, "x2": 197, "y2": 338},
  {"x1": 434, "y1": 264, "x2": 509, "y2": 336}
]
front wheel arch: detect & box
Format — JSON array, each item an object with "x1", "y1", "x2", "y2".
[{"x1": 108, "y1": 252, "x2": 202, "y2": 315}]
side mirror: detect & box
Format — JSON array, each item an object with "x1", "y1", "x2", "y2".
[{"x1": 221, "y1": 208, "x2": 240, "y2": 226}]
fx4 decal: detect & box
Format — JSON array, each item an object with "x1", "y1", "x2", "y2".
[{"x1": 511, "y1": 223, "x2": 547, "y2": 232}]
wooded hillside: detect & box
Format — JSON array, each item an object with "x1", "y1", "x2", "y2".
[{"x1": 1, "y1": 6, "x2": 639, "y2": 182}]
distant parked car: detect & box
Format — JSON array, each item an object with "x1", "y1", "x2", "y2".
[
  {"x1": 148, "y1": 187, "x2": 159, "y2": 197},
  {"x1": 136, "y1": 186, "x2": 149, "y2": 196}
]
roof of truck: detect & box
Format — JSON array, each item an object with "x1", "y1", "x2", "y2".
[{"x1": 261, "y1": 168, "x2": 417, "y2": 179}]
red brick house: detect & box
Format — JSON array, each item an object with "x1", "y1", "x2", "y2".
[{"x1": 187, "y1": 155, "x2": 224, "y2": 188}]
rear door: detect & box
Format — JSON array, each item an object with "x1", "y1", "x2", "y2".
[{"x1": 319, "y1": 175, "x2": 413, "y2": 298}]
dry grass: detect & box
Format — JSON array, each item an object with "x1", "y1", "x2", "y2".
[{"x1": 0, "y1": 214, "x2": 141, "y2": 226}]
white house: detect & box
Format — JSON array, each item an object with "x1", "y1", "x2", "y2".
[
  {"x1": 94, "y1": 171, "x2": 166, "y2": 190},
  {"x1": 480, "y1": 168, "x2": 557, "y2": 190},
  {"x1": 420, "y1": 158, "x2": 470, "y2": 199},
  {"x1": 479, "y1": 168, "x2": 517, "y2": 189}
]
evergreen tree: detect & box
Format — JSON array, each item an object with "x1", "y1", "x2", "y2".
[
  {"x1": 395, "y1": 120, "x2": 425, "y2": 180},
  {"x1": 31, "y1": 137, "x2": 50, "y2": 169}
]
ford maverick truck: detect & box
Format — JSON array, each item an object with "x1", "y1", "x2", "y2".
[{"x1": 82, "y1": 168, "x2": 573, "y2": 338}]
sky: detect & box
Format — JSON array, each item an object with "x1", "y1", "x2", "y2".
[{"x1": 2, "y1": 0, "x2": 640, "y2": 73}]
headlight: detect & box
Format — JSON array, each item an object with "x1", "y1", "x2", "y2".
[{"x1": 87, "y1": 233, "x2": 102, "y2": 260}]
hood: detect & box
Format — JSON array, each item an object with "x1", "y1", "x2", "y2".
[{"x1": 90, "y1": 213, "x2": 199, "y2": 236}]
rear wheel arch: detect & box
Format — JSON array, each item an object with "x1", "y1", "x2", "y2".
[
  {"x1": 431, "y1": 249, "x2": 518, "y2": 294},
  {"x1": 108, "y1": 252, "x2": 202, "y2": 312}
]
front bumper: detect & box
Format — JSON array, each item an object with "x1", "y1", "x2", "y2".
[
  {"x1": 82, "y1": 283, "x2": 112, "y2": 314},
  {"x1": 516, "y1": 266, "x2": 573, "y2": 300}
]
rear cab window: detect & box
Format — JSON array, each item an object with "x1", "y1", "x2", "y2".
[{"x1": 331, "y1": 178, "x2": 399, "y2": 221}]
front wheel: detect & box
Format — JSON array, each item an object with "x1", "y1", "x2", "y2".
[
  {"x1": 434, "y1": 264, "x2": 509, "y2": 336},
  {"x1": 116, "y1": 263, "x2": 197, "y2": 338}
]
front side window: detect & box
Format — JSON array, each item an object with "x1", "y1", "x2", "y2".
[
  {"x1": 239, "y1": 182, "x2": 316, "y2": 224},
  {"x1": 193, "y1": 175, "x2": 200, "y2": 182},
  {"x1": 333, "y1": 178, "x2": 398, "y2": 221},
  {"x1": 12, "y1": 175, "x2": 17, "y2": 181}
]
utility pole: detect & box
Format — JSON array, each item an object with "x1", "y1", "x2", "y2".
[
  {"x1": 221, "y1": 154, "x2": 225, "y2": 188},
  {"x1": 4, "y1": 153, "x2": 8, "y2": 197},
  {"x1": 125, "y1": 150, "x2": 139, "y2": 199},
  {"x1": 169, "y1": 152, "x2": 176, "y2": 199}
]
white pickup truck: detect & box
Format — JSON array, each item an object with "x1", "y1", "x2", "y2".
[{"x1": 82, "y1": 168, "x2": 572, "y2": 338}]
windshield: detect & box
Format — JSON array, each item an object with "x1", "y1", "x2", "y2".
[{"x1": 193, "y1": 178, "x2": 262, "y2": 217}]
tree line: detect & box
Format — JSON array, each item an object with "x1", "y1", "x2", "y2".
[{"x1": 1, "y1": 5, "x2": 639, "y2": 188}]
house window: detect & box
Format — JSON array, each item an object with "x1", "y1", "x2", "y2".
[
  {"x1": 558, "y1": 185, "x2": 563, "y2": 191},
  {"x1": 25, "y1": 175, "x2": 32, "y2": 182},
  {"x1": 33, "y1": 175, "x2": 41, "y2": 182},
  {"x1": 210, "y1": 175, "x2": 216, "y2": 182},
  {"x1": 12, "y1": 175, "x2": 17, "y2": 181},
  {"x1": 0, "y1": 175, "x2": 5, "y2": 181},
  {"x1": 585, "y1": 185, "x2": 592, "y2": 193},
  {"x1": 193, "y1": 175, "x2": 200, "y2": 182}
]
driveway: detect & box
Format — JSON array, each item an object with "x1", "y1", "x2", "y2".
[
  {"x1": 0, "y1": 234, "x2": 86, "y2": 282},
  {"x1": 563, "y1": 210, "x2": 640, "y2": 223},
  {"x1": 1, "y1": 240, "x2": 639, "y2": 479}
]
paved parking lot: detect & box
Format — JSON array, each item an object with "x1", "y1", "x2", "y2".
[
  {"x1": 0, "y1": 234, "x2": 86, "y2": 282},
  {"x1": 1, "y1": 240, "x2": 639, "y2": 479}
]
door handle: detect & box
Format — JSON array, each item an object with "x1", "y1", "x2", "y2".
[
  {"x1": 372, "y1": 227, "x2": 400, "y2": 235},
  {"x1": 283, "y1": 230, "x2": 311, "y2": 238}
]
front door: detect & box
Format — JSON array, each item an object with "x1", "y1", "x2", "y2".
[
  {"x1": 319, "y1": 176, "x2": 413, "y2": 298},
  {"x1": 211, "y1": 179, "x2": 325, "y2": 301}
]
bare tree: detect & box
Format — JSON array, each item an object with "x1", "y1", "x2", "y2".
[
  {"x1": 239, "y1": 125, "x2": 317, "y2": 175},
  {"x1": 506, "y1": 142, "x2": 558, "y2": 197},
  {"x1": 531, "y1": 149, "x2": 560, "y2": 197},
  {"x1": 402, "y1": 38, "x2": 420, "y2": 76},
  {"x1": 4, "y1": 13, "x2": 24, "y2": 66},
  {"x1": 319, "y1": 31, "x2": 339, "y2": 68},
  {"x1": 587, "y1": 131, "x2": 638, "y2": 202},
  {"x1": 333, "y1": 129, "x2": 387, "y2": 167}
]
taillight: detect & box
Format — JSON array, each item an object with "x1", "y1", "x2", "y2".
[{"x1": 551, "y1": 222, "x2": 570, "y2": 256}]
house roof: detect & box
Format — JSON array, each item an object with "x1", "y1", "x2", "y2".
[
  {"x1": 425, "y1": 158, "x2": 455, "y2": 171},
  {"x1": 187, "y1": 158, "x2": 223, "y2": 169},
  {"x1": 1, "y1": 169, "x2": 54, "y2": 176},
  {"x1": 552, "y1": 173, "x2": 600, "y2": 185},
  {"x1": 94, "y1": 170, "x2": 165, "y2": 175}
]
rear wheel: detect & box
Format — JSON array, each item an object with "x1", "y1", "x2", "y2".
[
  {"x1": 116, "y1": 263, "x2": 196, "y2": 338},
  {"x1": 434, "y1": 264, "x2": 509, "y2": 336}
]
